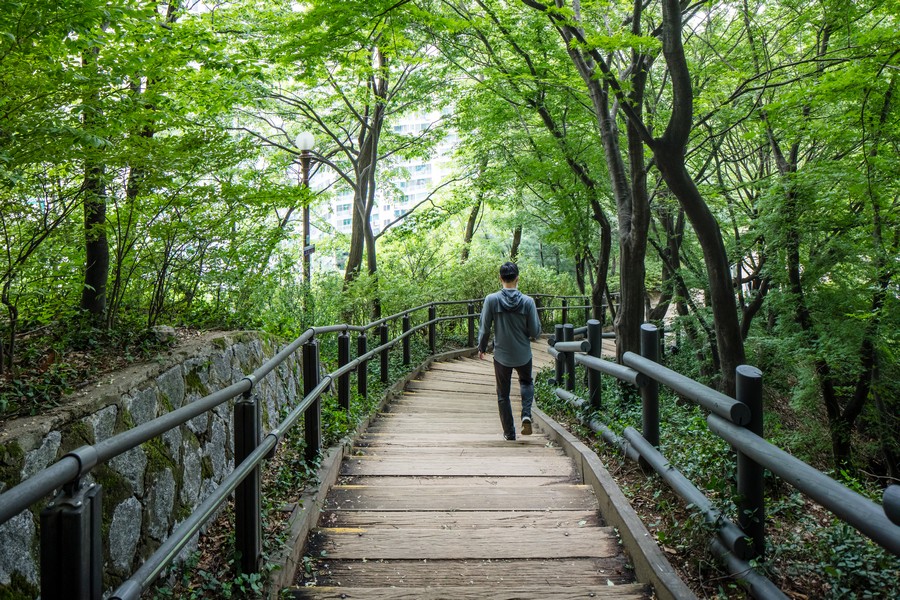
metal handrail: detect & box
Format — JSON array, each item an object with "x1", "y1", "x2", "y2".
[
  {"x1": 0, "y1": 294, "x2": 586, "y2": 600},
  {"x1": 547, "y1": 318, "x2": 900, "y2": 598}
]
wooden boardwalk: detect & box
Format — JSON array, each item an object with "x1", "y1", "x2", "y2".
[{"x1": 290, "y1": 340, "x2": 648, "y2": 599}]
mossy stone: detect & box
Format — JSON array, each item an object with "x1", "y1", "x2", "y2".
[
  {"x1": 0, "y1": 571, "x2": 38, "y2": 600},
  {"x1": 0, "y1": 442, "x2": 25, "y2": 490}
]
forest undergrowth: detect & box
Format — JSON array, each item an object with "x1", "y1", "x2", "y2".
[{"x1": 534, "y1": 364, "x2": 900, "y2": 600}]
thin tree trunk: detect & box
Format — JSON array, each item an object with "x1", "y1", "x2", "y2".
[
  {"x1": 510, "y1": 225, "x2": 522, "y2": 262},
  {"x1": 80, "y1": 47, "x2": 108, "y2": 321},
  {"x1": 460, "y1": 199, "x2": 481, "y2": 263}
]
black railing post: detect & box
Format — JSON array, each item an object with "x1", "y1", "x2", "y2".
[
  {"x1": 584, "y1": 296, "x2": 590, "y2": 324},
  {"x1": 736, "y1": 364, "x2": 765, "y2": 560},
  {"x1": 234, "y1": 390, "x2": 261, "y2": 574},
  {"x1": 640, "y1": 323, "x2": 660, "y2": 448},
  {"x1": 428, "y1": 305, "x2": 437, "y2": 354},
  {"x1": 40, "y1": 478, "x2": 103, "y2": 600},
  {"x1": 338, "y1": 331, "x2": 351, "y2": 412},
  {"x1": 587, "y1": 319, "x2": 602, "y2": 410},
  {"x1": 563, "y1": 323, "x2": 575, "y2": 392},
  {"x1": 561, "y1": 298, "x2": 568, "y2": 326},
  {"x1": 303, "y1": 339, "x2": 321, "y2": 464},
  {"x1": 380, "y1": 322, "x2": 389, "y2": 383},
  {"x1": 534, "y1": 296, "x2": 543, "y2": 331},
  {"x1": 553, "y1": 324, "x2": 564, "y2": 385},
  {"x1": 402, "y1": 313, "x2": 411, "y2": 365},
  {"x1": 467, "y1": 302, "x2": 476, "y2": 347},
  {"x1": 357, "y1": 332, "x2": 368, "y2": 399}
]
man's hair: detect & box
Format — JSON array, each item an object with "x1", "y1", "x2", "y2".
[{"x1": 499, "y1": 261, "x2": 519, "y2": 282}]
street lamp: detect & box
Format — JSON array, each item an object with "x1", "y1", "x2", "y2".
[{"x1": 296, "y1": 131, "x2": 315, "y2": 284}]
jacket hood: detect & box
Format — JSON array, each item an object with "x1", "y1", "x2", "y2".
[{"x1": 498, "y1": 288, "x2": 525, "y2": 312}]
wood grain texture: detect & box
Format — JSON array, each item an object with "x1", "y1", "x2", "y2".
[
  {"x1": 319, "y1": 509, "x2": 600, "y2": 529},
  {"x1": 288, "y1": 338, "x2": 651, "y2": 599},
  {"x1": 304, "y1": 557, "x2": 635, "y2": 587},
  {"x1": 309, "y1": 527, "x2": 621, "y2": 559},
  {"x1": 291, "y1": 585, "x2": 649, "y2": 599}
]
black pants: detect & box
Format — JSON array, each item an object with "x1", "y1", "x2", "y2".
[{"x1": 493, "y1": 359, "x2": 534, "y2": 439}]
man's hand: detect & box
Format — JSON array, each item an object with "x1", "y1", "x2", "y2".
[{"x1": 479, "y1": 351, "x2": 486, "y2": 360}]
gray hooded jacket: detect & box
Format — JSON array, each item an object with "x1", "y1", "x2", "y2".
[{"x1": 478, "y1": 287, "x2": 542, "y2": 367}]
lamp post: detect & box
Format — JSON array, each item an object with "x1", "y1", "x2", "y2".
[{"x1": 296, "y1": 131, "x2": 315, "y2": 284}]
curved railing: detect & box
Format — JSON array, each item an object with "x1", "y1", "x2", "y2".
[
  {"x1": 547, "y1": 319, "x2": 900, "y2": 600},
  {"x1": 0, "y1": 294, "x2": 595, "y2": 600}
]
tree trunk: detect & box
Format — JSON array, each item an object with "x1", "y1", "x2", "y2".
[
  {"x1": 591, "y1": 218, "x2": 611, "y2": 323},
  {"x1": 80, "y1": 47, "x2": 108, "y2": 322},
  {"x1": 647, "y1": 0, "x2": 746, "y2": 393},
  {"x1": 510, "y1": 225, "x2": 522, "y2": 262},
  {"x1": 460, "y1": 198, "x2": 481, "y2": 263}
]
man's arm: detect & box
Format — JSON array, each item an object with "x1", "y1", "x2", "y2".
[
  {"x1": 477, "y1": 296, "x2": 493, "y2": 359},
  {"x1": 527, "y1": 297, "x2": 541, "y2": 340}
]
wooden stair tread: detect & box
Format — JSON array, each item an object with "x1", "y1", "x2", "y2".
[
  {"x1": 340, "y1": 455, "x2": 574, "y2": 477},
  {"x1": 303, "y1": 557, "x2": 633, "y2": 587},
  {"x1": 309, "y1": 526, "x2": 621, "y2": 559},
  {"x1": 325, "y1": 483, "x2": 596, "y2": 511},
  {"x1": 290, "y1": 584, "x2": 650, "y2": 599},
  {"x1": 319, "y1": 509, "x2": 601, "y2": 529}
]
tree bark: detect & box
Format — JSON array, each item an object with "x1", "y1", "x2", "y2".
[
  {"x1": 79, "y1": 46, "x2": 108, "y2": 321},
  {"x1": 460, "y1": 198, "x2": 481, "y2": 263},
  {"x1": 510, "y1": 225, "x2": 522, "y2": 262}
]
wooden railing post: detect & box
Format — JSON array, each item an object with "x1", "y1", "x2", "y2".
[
  {"x1": 534, "y1": 296, "x2": 543, "y2": 331},
  {"x1": 234, "y1": 390, "x2": 261, "y2": 574},
  {"x1": 402, "y1": 313, "x2": 411, "y2": 365},
  {"x1": 380, "y1": 323, "x2": 389, "y2": 383},
  {"x1": 467, "y1": 302, "x2": 476, "y2": 347},
  {"x1": 428, "y1": 305, "x2": 437, "y2": 354},
  {"x1": 357, "y1": 332, "x2": 368, "y2": 399},
  {"x1": 561, "y1": 298, "x2": 568, "y2": 326},
  {"x1": 736, "y1": 365, "x2": 765, "y2": 560},
  {"x1": 640, "y1": 323, "x2": 660, "y2": 448},
  {"x1": 553, "y1": 324, "x2": 564, "y2": 385},
  {"x1": 587, "y1": 319, "x2": 602, "y2": 410},
  {"x1": 338, "y1": 331, "x2": 350, "y2": 412},
  {"x1": 303, "y1": 339, "x2": 321, "y2": 463},
  {"x1": 563, "y1": 323, "x2": 575, "y2": 392}
]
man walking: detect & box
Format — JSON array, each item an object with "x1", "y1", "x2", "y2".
[{"x1": 478, "y1": 262, "x2": 542, "y2": 440}]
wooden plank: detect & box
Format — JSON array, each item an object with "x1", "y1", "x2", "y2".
[
  {"x1": 406, "y1": 381, "x2": 497, "y2": 394},
  {"x1": 307, "y1": 557, "x2": 634, "y2": 587},
  {"x1": 364, "y1": 424, "x2": 507, "y2": 435},
  {"x1": 341, "y1": 455, "x2": 575, "y2": 477},
  {"x1": 334, "y1": 476, "x2": 578, "y2": 488},
  {"x1": 381, "y1": 403, "x2": 493, "y2": 414},
  {"x1": 325, "y1": 484, "x2": 596, "y2": 511},
  {"x1": 355, "y1": 435, "x2": 549, "y2": 447},
  {"x1": 291, "y1": 584, "x2": 649, "y2": 599},
  {"x1": 319, "y1": 510, "x2": 601, "y2": 529},
  {"x1": 309, "y1": 527, "x2": 621, "y2": 559},
  {"x1": 349, "y1": 445, "x2": 563, "y2": 457}
]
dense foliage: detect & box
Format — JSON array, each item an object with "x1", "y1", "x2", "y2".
[{"x1": 1, "y1": 0, "x2": 898, "y2": 594}]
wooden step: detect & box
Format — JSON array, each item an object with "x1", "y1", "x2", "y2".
[
  {"x1": 308, "y1": 526, "x2": 621, "y2": 560},
  {"x1": 302, "y1": 557, "x2": 635, "y2": 587},
  {"x1": 318, "y1": 509, "x2": 601, "y2": 529},
  {"x1": 349, "y1": 445, "x2": 563, "y2": 456},
  {"x1": 355, "y1": 433, "x2": 549, "y2": 447},
  {"x1": 324, "y1": 483, "x2": 596, "y2": 511},
  {"x1": 340, "y1": 455, "x2": 574, "y2": 477},
  {"x1": 290, "y1": 583, "x2": 650, "y2": 599}
]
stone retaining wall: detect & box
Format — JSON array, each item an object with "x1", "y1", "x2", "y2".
[{"x1": 0, "y1": 331, "x2": 302, "y2": 598}]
